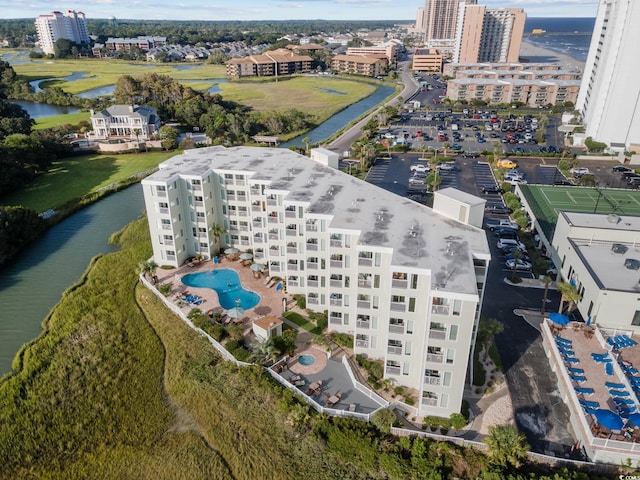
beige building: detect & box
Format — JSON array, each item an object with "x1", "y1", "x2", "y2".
[
  {"x1": 226, "y1": 48, "x2": 312, "y2": 78},
  {"x1": 331, "y1": 54, "x2": 387, "y2": 77},
  {"x1": 35, "y1": 10, "x2": 90, "y2": 55},
  {"x1": 423, "y1": 0, "x2": 477, "y2": 42},
  {"x1": 346, "y1": 43, "x2": 398, "y2": 64},
  {"x1": 413, "y1": 49, "x2": 443, "y2": 73},
  {"x1": 454, "y1": 5, "x2": 525, "y2": 63},
  {"x1": 141, "y1": 147, "x2": 490, "y2": 417},
  {"x1": 443, "y1": 62, "x2": 572, "y2": 76}
]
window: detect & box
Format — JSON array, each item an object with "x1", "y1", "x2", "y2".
[
  {"x1": 408, "y1": 297, "x2": 416, "y2": 312},
  {"x1": 449, "y1": 325, "x2": 458, "y2": 341},
  {"x1": 633, "y1": 311, "x2": 640, "y2": 327},
  {"x1": 446, "y1": 349, "x2": 455, "y2": 364},
  {"x1": 452, "y1": 299, "x2": 462, "y2": 316}
]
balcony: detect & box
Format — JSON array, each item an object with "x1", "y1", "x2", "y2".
[
  {"x1": 269, "y1": 249, "x2": 281, "y2": 257},
  {"x1": 238, "y1": 225, "x2": 249, "y2": 232},
  {"x1": 238, "y1": 210, "x2": 248, "y2": 217},
  {"x1": 306, "y1": 223, "x2": 318, "y2": 232},
  {"x1": 156, "y1": 190, "x2": 167, "y2": 197},
  {"x1": 166, "y1": 254, "x2": 176, "y2": 261},
  {"x1": 163, "y1": 239, "x2": 174, "y2": 246},
  {"x1": 429, "y1": 329, "x2": 446, "y2": 340},
  {"x1": 421, "y1": 397, "x2": 438, "y2": 407},
  {"x1": 286, "y1": 246, "x2": 297, "y2": 254},
  {"x1": 308, "y1": 297, "x2": 319, "y2": 305},
  {"x1": 357, "y1": 279, "x2": 372, "y2": 288},
  {"x1": 268, "y1": 216, "x2": 279, "y2": 224},
  {"x1": 355, "y1": 339, "x2": 369, "y2": 348},
  {"x1": 330, "y1": 279, "x2": 342, "y2": 288},
  {"x1": 194, "y1": 200, "x2": 204, "y2": 207},
  {"x1": 390, "y1": 302, "x2": 406, "y2": 312},
  {"x1": 432, "y1": 305, "x2": 450, "y2": 315},
  {"x1": 358, "y1": 258, "x2": 373, "y2": 267},
  {"x1": 253, "y1": 236, "x2": 264, "y2": 244},
  {"x1": 330, "y1": 260, "x2": 342, "y2": 269},
  {"x1": 161, "y1": 224, "x2": 171, "y2": 231},
  {"x1": 426, "y1": 353, "x2": 444, "y2": 363},
  {"x1": 306, "y1": 262, "x2": 318, "y2": 270},
  {"x1": 356, "y1": 320, "x2": 370, "y2": 329},
  {"x1": 330, "y1": 239, "x2": 343, "y2": 248},
  {"x1": 357, "y1": 300, "x2": 371, "y2": 309},
  {"x1": 307, "y1": 280, "x2": 319, "y2": 288},
  {"x1": 269, "y1": 264, "x2": 281, "y2": 273},
  {"x1": 330, "y1": 298, "x2": 343, "y2": 307},
  {"x1": 266, "y1": 198, "x2": 278, "y2": 206},
  {"x1": 236, "y1": 179, "x2": 246, "y2": 187},
  {"x1": 285, "y1": 210, "x2": 296, "y2": 218},
  {"x1": 389, "y1": 324, "x2": 405, "y2": 335},
  {"x1": 387, "y1": 345, "x2": 403, "y2": 355},
  {"x1": 424, "y1": 376, "x2": 441, "y2": 386},
  {"x1": 253, "y1": 221, "x2": 263, "y2": 228},
  {"x1": 329, "y1": 315, "x2": 342, "y2": 325},
  {"x1": 251, "y1": 204, "x2": 263, "y2": 213},
  {"x1": 159, "y1": 207, "x2": 169, "y2": 214},
  {"x1": 197, "y1": 217, "x2": 206, "y2": 224},
  {"x1": 192, "y1": 184, "x2": 202, "y2": 191},
  {"x1": 385, "y1": 365, "x2": 401, "y2": 376},
  {"x1": 288, "y1": 279, "x2": 299, "y2": 287},
  {"x1": 392, "y1": 279, "x2": 408, "y2": 289},
  {"x1": 306, "y1": 242, "x2": 318, "y2": 251},
  {"x1": 240, "y1": 239, "x2": 250, "y2": 246},
  {"x1": 286, "y1": 229, "x2": 297, "y2": 237},
  {"x1": 287, "y1": 263, "x2": 298, "y2": 271},
  {"x1": 250, "y1": 188, "x2": 261, "y2": 196}
]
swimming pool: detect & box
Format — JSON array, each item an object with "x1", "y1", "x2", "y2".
[
  {"x1": 298, "y1": 354, "x2": 316, "y2": 366},
  {"x1": 181, "y1": 269, "x2": 260, "y2": 310}
]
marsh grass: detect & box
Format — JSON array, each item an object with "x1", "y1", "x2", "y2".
[{"x1": 2, "y1": 151, "x2": 174, "y2": 212}]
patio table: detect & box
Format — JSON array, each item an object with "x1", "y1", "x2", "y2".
[{"x1": 327, "y1": 395, "x2": 339, "y2": 406}]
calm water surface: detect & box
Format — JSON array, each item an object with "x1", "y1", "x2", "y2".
[{"x1": 0, "y1": 185, "x2": 145, "y2": 375}]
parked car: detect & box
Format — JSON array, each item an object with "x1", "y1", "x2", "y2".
[
  {"x1": 496, "y1": 159, "x2": 518, "y2": 169},
  {"x1": 505, "y1": 252, "x2": 531, "y2": 264},
  {"x1": 451, "y1": 143, "x2": 462, "y2": 151},
  {"x1": 462, "y1": 152, "x2": 480, "y2": 158},
  {"x1": 484, "y1": 218, "x2": 519, "y2": 231},
  {"x1": 497, "y1": 238, "x2": 526, "y2": 252},
  {"x1": 494, "y1": 228, "x2": 520, "y2": 239},
  {"x1": 612, "y1": 165, "x2": 633, "y2": 173},
  {"x1": 436, "y1": 162, "x2": 456, "y2": 172},
  {"x1": 570, "y1": 167, "x2": 591, "y2": 176},
  {"x1": 484, "y1": 204, "x2": 512, "y2": 214},
  {"x1": 409, "y1": 176, "x2": 427, "y2": 185},
  {"x1": 410, "y1": 164, "x2": 430, "y2": 174},
  {"x1": 482, "y1": 185, "x2": 502, "y2": 194},
  {"x1": 505, "y1": 258, "x2": 533, "y2": 271}
]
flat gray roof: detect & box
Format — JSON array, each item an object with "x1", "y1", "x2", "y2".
[
  {"x1": 147, "y1": 146, "x2": 489, "y2": 295},
  {"x1": 570, "y1": 239, "x2": 640, "y2": 292}
]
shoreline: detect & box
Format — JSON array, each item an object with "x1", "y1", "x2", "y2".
[{"x1": 519, "y1": 39, "x2": 586, "y2": 72}]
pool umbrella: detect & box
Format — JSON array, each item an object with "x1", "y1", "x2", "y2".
[
  {"x1": 626, "y1": 413, "x2": 640, "y2": 427},
  {"x1": 250, "y1": 262, "x2": 265, "y2": 272},
  {"x1": 549, "y1": 312, "x2": 570, "y2": 326},
  {"x1": 239, "y1": 252, "x2": 253, "y2": 260},
  {"x1": 593, "y1": 409, "x2": 624, "y2": 430},
  {"x1": 224, "y1": 247, "x2": 239, "y2": 255},
  {"x1": 213, "y1": 256, "x2": 218, "y2": 264},
  {"x1": 226, "y1": 306, "x2": 245, "y2": 318}
]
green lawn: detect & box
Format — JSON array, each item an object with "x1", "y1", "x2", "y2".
[
  {"x1": 34, "y1": 111, "x2": 91, "y2": 130},
  {"x1": 1, "y1": 151, "x2": 175, "y2": 212},
  {"x1": 282, "y1": 311, "x2": 322, "y2": 335}
]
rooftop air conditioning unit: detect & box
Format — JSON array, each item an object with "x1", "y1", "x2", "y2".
[
  {"x1": 612, "y1": 243, "x2": 628, "y2": 255},
  {"x1": 624, "y1": 258, "x2": 640, "y2": 270}
]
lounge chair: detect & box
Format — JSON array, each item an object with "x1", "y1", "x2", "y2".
[
  {"x1": 348, "y1": 403, "x2": 357, "y2": 412},
  {"x1": 571, "y1": 375, "x2": 587, "y2": 383},
  {"x1": 606, "y1": 382, "x2": 626, "y2": 389},
  {"x1": 568, "y1": 367, "x2": 584, "y2": 374},
  {"x1": 263, "y1": 275, "x2": 273, "y2": 286},
  {"x1": 574, "y1": 387, "x2": 594, "y2": 395},
  {"x1": 605, "y1": 362, "x2": 613, "y2": 376},
  {"x1": 565, "y1": 357, "x2": 580, "y2": 364},
  {"x1": 266, "y1": 279, "x2": 277, "y2": 288}
]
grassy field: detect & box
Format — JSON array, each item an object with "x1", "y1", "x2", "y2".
[
  {"x1": 33, "y1": 111, "x2": 91, "y2": 129},
  {"x1": 1, "y1": 151, "x2": 175, "y2": 212}
]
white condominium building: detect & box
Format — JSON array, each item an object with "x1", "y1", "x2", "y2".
[
  {"x1": 35, "y1": 10, "x2": 90, "y2": 55},
  {"x1": 141, "y1": 146, "x2": 490, "y2": 417},
  {"x1": 576, "y1": 0, "x2": 640, "y2": 151}
]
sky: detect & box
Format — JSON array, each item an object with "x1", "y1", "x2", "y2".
[{"x1": 0, "y1": 0, "x2": 599, "y2": 21}]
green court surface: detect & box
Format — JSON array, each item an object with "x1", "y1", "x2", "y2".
[{"x1": 518, "y1": 185, "x2": 640, "y2": 240}]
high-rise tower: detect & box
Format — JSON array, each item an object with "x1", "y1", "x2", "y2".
[
  {"x1": 34, "y1": 10, "x2": 89, "y2": 55},
  {"x1": 576, "y1": 0, "x2": 640, "y2": 150}
]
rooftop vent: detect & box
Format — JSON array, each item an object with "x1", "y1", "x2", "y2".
[
  {"x1": 607, "y1": 214, "x2": 621, "y2": 224},
  {"x1": 612, "y1": 243, "x2": 628, "y2": 255},
  {"x1": 625, "y1": 258, "x2": 640, "y2": 270}
]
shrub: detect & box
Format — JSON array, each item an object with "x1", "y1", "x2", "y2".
[
  {"x1": 192, "y1": 314, "x2": 210, "y2": 330},
  {"x1": 508, "y1": 275, "x2": 523, "y2": 284},
  {"x1": 405, "y1": 396, "x2": 415, "y2": 406},
  {"x1": 209, "y1": 323, "x2": 225, "y2": 341},
  {"x1": 440, "y1": 427, "x2": 449, "y2": 435},
  {"x1": 157, "y1": 283, "x2": 171, "y2": 296},
  {"x1": 394, "y1": 386, "x2": 405, "y2": 396},
  {"x1": 331, "y1": 332, "x2": 353, "y2": 348},
  {"x1": 225, "y1": 340, "x2": 240, "y2": 352},
  {"x1": 233, "y1": 347, "x2": 251, "y2": 362},
  {"x1": 450, "y1": 413, "x2": 467, "y2": 430},
  {"x1": 293, "y1": 294, "x2": 306, "y2": 309},
  {"x1": 357, "y1": 355, "x2": 384, "y2": 382},
  {"x1": 371, "y1": 408, "x2": 396, "y2": 434}
]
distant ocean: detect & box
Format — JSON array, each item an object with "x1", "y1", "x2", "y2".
[{"x1": 523, "y1": 17, "x2": 596, "y2": 63}]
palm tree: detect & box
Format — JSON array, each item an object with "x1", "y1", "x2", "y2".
[
  {"x1": 540, "y1": 276, "x2": 552, "y2": 314},
  {"x1": 210, "y1": 223, "x2": 227, "y2": 252},
  {"x1": 301, "y1": 137, "x2": 310, "y2": 155},
  {"x1": 485, "y1": 424, "x2": 529, "y2": 468},
  {"x1": 138, "y1": 260, "x2": 158, "y2": 279},
  {"x1": 250, "y1": 339, "x2": 278, "y2": 365},
  {"x1": 557, "y1": 281, "x2": 582, "y2": 314}
]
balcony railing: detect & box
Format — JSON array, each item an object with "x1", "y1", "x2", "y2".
[
  {"x1": 426, "y1": 353, "x2": 444, "y2": 363},
  {"x1": 330, "y1": 280, "x2": 342, "y2": 288},
  {"x1": 240, "y1": 239, "x2": 250, "y2": 246},
  {"x1": 392, "y1": 279, "x2": 408, "y2": 289},
  {"x1": 330, "y1": 298, "x2": 343, "y2": 306},
  {"x1": 288, "y1": 280, "x2": 299, "y2": 287},
  {"x1": 306, "y1": 224, "x2": 318, "y2": 232},
  {"x1": 421, "y1": 398, "x2": 438, "y2": 407},
  {"x1": 194, "y1": 201, "x2": 204, "y2": 207},
  {"x1": 330, "y1": 239, "x2": 343, "y2": 248},
  {"x1": 330, "y1": 260, "x2": 342, "y2": 268},
  {"x1": 389, "y1": 324, "x2": 405, "y2": 334},
  {"x1": 355, "y1": 340, "x2": 369, "y2": 348},
  {"x1": 286, "y1": 229, "x2": 296, "y2": 237},
  {"x1": 329, "y1": 316, "x2": 342, "y2": 325},
  {"x1": 287, "y1": 263, "x2": 298, "y2": 271},
  {"x1": 287, "y1": 246, "x2": 297, "y2": 254},
  {"x1": 432, "y1": 305, "x2": 450, "y2": 315},
  {"x1": 269, "y1": 249, "x2": 281, "y2": 257},
  {"x1": 253, "y1": 221, "x2": 263, "y2": 228},
  {"x1": 306, "y1": 243, "x2": 318, "y2": 251},
  {"x1": 250, "y1": 188, "x2": 261, "y2": 195},
  {"x1": 166, "y1": 254, "x2": 176, "y2": 261},
  {"x1": 197, "y1": 218, "x2": 206, "y2": 224},
  {"x1": 159, "y1": 207, "x2": 169, "y2": 214},
  {"x1": 358, "y1": 257, "x2": 373, "y2": 267},
  {"x1": 385, "y1": 366, "x2": 401, "y2": 375},
  {"x1": 307, "y1": 280, "x2": 319, "y2": 288},
  {"x1": 269, "y1": 264, "x2": 281, "y2": 273},
  {"x1": 238, "y1": 225, "x2": 249, "y2": 231},
  {"x1": 308, "y1": 297, "x2": 319, "y2": 305},
  {"x1": 238, "y1": 211, "x2": 248, "y2": 217},
  {"x1": 357, "y1": 300, "x2": 371, "y2": 309},
  {"x1": 161, "y1": 224, "x2": 171, "y2": 230},
  {"x1": 254, "y1": 237, "x2": 264, "y2": 244},
  {"x1": 429, "y1": 330, "x2": 446, "y2": 340},
  {"x1": 285, "y1": 210, "x2": 296, "y2": 218},
  {"x1": 268, "y1": 233, "x2": 279, "y2": 240},
  {"x1": 307, "y1": 262, "x2": 318, "y2": 270},
  {"x1": 266, "y1": 198, "x2": 278, "y2": 206},
  {"x1": 424, "y1": 376, "x2": 441, "y2": 386},
  {"x1": 251, "y1": 204, "x2": 263, "y2": 212},
  {"x1": 387, "y1": 345, "x2": 403, "y2": 355},
  {"x1": 156, "y1": 190, "x2": 167, "y2": 197},
  {"x1": 390, "y1": 302, "x2": 406, "y2": 312},
  {"x1": 268, "y1": 216, "x2": 279, "y2": 224},
  {"x1": 163, "y1": 239, "x2": 174, "y2": 246},
  {"x1": 357, "y1": 280, "x2": 372, "y2": 288},
  {"x1": 356, "y1": 320, "x2": 370, "y2": 329},
  {"x1": 192, "y1": 184, "x2": 202, "y2": 191}
]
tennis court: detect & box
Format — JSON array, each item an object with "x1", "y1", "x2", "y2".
[{"x1": 519, "y1": 185, "x2": 640, "y2": 240}]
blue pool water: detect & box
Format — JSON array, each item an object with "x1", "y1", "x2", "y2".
[
  {"x1": 298, "y1": 354, "x2": 316, "y2": 366},
  {"x1": 181, "y1": 269, "x2": 260, "y2": 310}
]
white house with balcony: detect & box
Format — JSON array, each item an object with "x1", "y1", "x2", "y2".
[
  {"x1": 141, "y1": 146, "x2": 490, "y2": 417},
  {"x1": 90, "y1": 105, "x2": 161, "y2": 140}
]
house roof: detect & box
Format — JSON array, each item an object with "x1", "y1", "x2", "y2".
[{"x1": 254, "y1": 315, "x2": 283, "y2": 331}]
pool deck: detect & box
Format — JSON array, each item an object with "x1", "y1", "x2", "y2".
[{"x1": 154, "y1": 257, "x2": 288, "y2": 340}]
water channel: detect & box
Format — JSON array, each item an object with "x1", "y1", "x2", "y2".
[
  {"x1": 0, "y1": 82, "x2": 395, "y2": 375},
  {"x1": 0, "y1": 186, "x2": 145, "y2": 374}
]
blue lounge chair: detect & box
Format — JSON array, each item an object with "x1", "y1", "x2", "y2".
[
  {"x1": 569, "y1": 367, "x2": 584, "y2": 374},
  {"x1": 606, "y1": 362, "x2": 614, "y2": 376},
  {"x1": 606, "y1": 382, "x2": 626, "y2": 389},
  {"x1": 614, "y1": 398, "x2": 635, "y2": 406},
  {"x1": 556, "y1": 336, "x2": 572, "y2": 345},
  {"x1": 575, "y1": 387, "x2": 594, "y2": 395},
  {"x1": 571, "y1": 375, "x2": 587, "y2": 383},
  {"x1": 565, "y1": 357, "x2": 580, "y2": 363},
  {"x1": 579, "y1": 399, "x2": 599, "y2": 409},
  {"x1": 559, "y1": 348, "x2": 575, "y2": 356},
  {"x1": 609, "y1": 390, "x2": 630, "y2": 397}
]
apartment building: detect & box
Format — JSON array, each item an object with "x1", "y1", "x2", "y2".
[
  {"x1": 34, "y1": 10, "x2": 90, "y2": 55},
  {"x1": 226, "y1": 48, "x2": 312, "y2": 78},
  {"x1": 413, "y1": 49, "x2": 444, "y2": 73},
  {"x1": 575, "y1": 0, "x2": 640, "y2": 151},
  {"x1": 443, "y1": 62, "x2": 571, "y2": 76},
  {"x1": 346, "y1": 43, "x2": 399, "y2": 64},
  {"x1": 453, "y1": 5, "x2": 525, "y2": 63},
  {"x1": 104, "y1": 36, "x2": 167, "y2": 52},
  {"x1": 90, "y1": 105, "x2": 161, "y2": 140},
  {"x1": 331, "y1": 54, "x2": 387, "y2": 77},
  {"x1": 141, "y1": 146, "x2": 490, "y2": 416}
]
